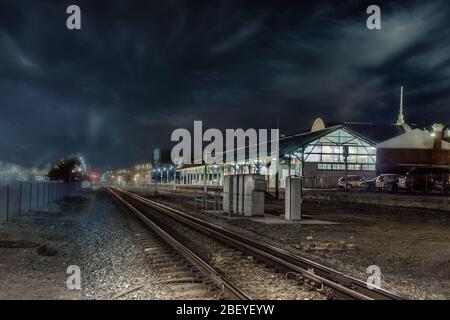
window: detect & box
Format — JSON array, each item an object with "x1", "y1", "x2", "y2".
[
  {"x1": 303, "y1": 128, "x2": 377, "y2": 168},
  {"x1": 332, "y1": 164, "x2": 346, "y2": 170},
  {"x1": 306, "y1": 154, "x2": 321, "y2": 162},
  {"x1": 357, "y1": 155, "x2": 369, "y2": 163},
  {"x1": 318, "y1": 163, "x2": 332, "y2": 170}
]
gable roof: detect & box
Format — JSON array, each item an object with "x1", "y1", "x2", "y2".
[
  {"x1": 378, "y1": 128, "x2": 450, "y2": 150},
  {"x1": 279, "y1": 125, "x2": 341, "y2": 156},
  {"x1": 341, "y1": 123, "x2": 406, "y2": 144},
  {"x1": 279, "y1": 124, "x2": 381, "y2": 156}
]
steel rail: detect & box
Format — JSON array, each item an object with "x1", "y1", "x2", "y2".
[
  {"x1": 115, "y1": 187, "x2": 407, "y2": 300},
  {"x1": 107, "y1": 187, "x2": 252, "y2": 300}
]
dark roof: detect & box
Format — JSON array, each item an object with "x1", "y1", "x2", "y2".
[
  {"x1": 279, "y1": 125, "x2": 341, "y2": 156},
  {"x1": 279, "y1": 123, "x2": 405, "y2": 156},
  {"x1": 342, "y1": 123, "x2": 405, "y2": 144}
]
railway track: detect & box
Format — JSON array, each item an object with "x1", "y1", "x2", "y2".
[
  {"x1": 109, "y1": 187, "x2": 250, "y2": 300},
  {"x1": 108, "y1": 186, "x2": 406, "y2": 300},
  {"x1": 117, "y1": 215, "x2": 220, "y2": 299}
]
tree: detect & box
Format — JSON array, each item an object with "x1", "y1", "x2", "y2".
[{"x1": 47, "y1": 157, "x2": 87, "y2": 182}]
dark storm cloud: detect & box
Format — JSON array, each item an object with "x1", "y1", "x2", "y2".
[{"x1": 0, "y1": 0, "x2": 450, "y2": 169}]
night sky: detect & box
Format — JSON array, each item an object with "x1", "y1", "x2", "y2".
[{"x1": 1, "y1": 0, "x2": 449, "y2": 170}]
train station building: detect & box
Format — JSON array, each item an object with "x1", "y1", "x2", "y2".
[
  {"x1": 176, "y1": 118, "x2": 407, "y2": 189},
  {"x1": 176, "y1": 91, "x2": 450, "y2": 190}
]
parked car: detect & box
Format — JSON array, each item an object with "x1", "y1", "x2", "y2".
[
  {"x1": 375, "y1": 174, "x2": 404, "y2": 192},
  {"x1": 338, "y1": 175, "x2": 365, "y2": 191},
  {"x1": 401, "y1": 171, "x2": 449, "y2": 193},
  {"x1": 359, "y1": 178, "x2": 376, "y2": 192},
  {"x1": 398, "y1": 176, "x2": 408, "y2": 190}
]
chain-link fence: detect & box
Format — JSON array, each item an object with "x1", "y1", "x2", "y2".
[
  {"x1": 0, "y1": 181, "x2": 81, "y2": 224},
  {"x1": 301, "y1": 176, "x2": 342, "y2": 189},
  {"x1": 193, "y1": 189, "x2": 223, "y2": 214}
]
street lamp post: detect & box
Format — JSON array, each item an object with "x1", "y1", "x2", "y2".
[
  {"x1": 153, "y1": 167, "x2": 159, "y2": 196},
  {"x1": 166, "y1": 168, "x2": 170, "y2": 184}
]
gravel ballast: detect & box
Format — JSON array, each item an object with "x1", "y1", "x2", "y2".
[
  {"x1": 144, "y1": 190, "x2": 450, "y2": 300},
  {"x1": 0, "y1": 189, "x2": 176, "y2": 300}
]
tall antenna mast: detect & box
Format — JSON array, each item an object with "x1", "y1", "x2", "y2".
[{"x1": 396, "y1": 86, "x2": 405, "y2": 126}]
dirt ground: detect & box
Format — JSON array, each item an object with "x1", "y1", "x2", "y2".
[
  {"x1": 2, "y1": 187, "x2": 448, "y2": 300},
  {"x1": 151, "y1": 192, "x2": 450, "y2": 300},
  {"x1": 0, "y1": 190, "x2": 176, "y2": 300}
]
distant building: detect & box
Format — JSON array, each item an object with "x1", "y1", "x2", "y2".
[
  {"x1": 0, "y1": 162, "x2": 49, "y2": 183},
  {"x1": 104, "y1": 169, "x2": 133, "y2": 186},
  {"x1": 177, "y1": 119, "x2": 404, "y2": 189},
  {"x1": 378, "y1": 125, "x2": 449, "y2": 170},
  {"x1": 0, "y1": 162, "x2": 30, "y2": 182},
  {"x1": 133, "y1": 163, "x2": 153, "y2": 186},
  {"x1": 276, "y1": 121, "x2": 404, "y2": 188}
]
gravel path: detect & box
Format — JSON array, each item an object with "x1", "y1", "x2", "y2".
[
  {"x1": 74, "y1": 190, "x2": 170, "y2": 299},
  {"x1": 0, "y1": 189, "x2": 176, "y2": 300}
]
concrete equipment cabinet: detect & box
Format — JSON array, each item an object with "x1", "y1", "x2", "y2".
[
  {"x1": 285, "y1": 176, "x2": 302, "y2": 220},
  {"x1": 223, "y1": 174, "x2": 265, "y2": 216},
  {"x1": 223, "y1": 175, "x2": 233, "y2": 213}
]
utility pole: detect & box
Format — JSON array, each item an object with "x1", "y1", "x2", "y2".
[
  {"x1": 203, "y1": 155, "x2": 208, "y2": 212},
  {"x1": 154, "y1": 166, "x2": 158, "y2": 194},
  {"x1": 153, "y1": 148, "x2": 160, "y2": 196},
  {"x1": 343, "y1": 145, "x2": 349, "y2": 192}
]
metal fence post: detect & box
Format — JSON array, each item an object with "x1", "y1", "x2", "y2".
[
  {"x1": 41, "y1": 183, "x2": 44, "y2": 204},
  {"x1": 18, "y1": 184, "x2": 22, "y2": 217},
  {"x1": 36, "y1": 183, "x2": 39, "y2": 208},
  {"x1": 6, "y1": 184, "x2": 10, "y2": 222},
  {"x1": 29, "y1": 183, "x2": 33, "y2": 212}
]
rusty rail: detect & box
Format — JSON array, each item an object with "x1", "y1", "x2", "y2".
[
  {"x1": 111, "y1": 186, "x2": 406, "y2": 300},
  {"x1": 108, "y1": 187, "x2": 251, "y2": 300}
]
